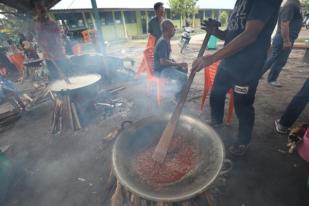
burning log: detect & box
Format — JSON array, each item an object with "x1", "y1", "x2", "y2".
[
  {"x1": 111, "y1": 180, "x2": 124, "y2": 206},
  {"x1": 131, "y1": 194, "x2": 141, "y2": 206},
  {"x1": 51, "y1": 98, "x2": 63, "y2": 134},
  {"x1": 71, "y1": 102, "x2": 82, "y2": 130},
  {"x1": 50, "y1": 94, "x2": 83, "y2": 133},
  {"x1": 65, "y1": 96, "x2": 74, "y2": 130}
]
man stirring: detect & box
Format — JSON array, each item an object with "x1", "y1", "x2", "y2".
[
  {"x1": 192, "y1": 0, "x2": 282, "y2": 155},
  {"x1": 148, "y1": 2, "x2": 165, "y2": 42}
]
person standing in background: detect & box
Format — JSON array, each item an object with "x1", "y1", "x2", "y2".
[
  {"x1": 261, "y1": 0, "x2": 303, "y2": 87},
  {"x1": 148, "y1": 2, "x2": 165, "y2": 42},
  {"x1": 275, "y1": 78, "x2": 309, "y2": 134},
  {"x1": 31, "y1": 0, "x2": 71, "y2": 80}
]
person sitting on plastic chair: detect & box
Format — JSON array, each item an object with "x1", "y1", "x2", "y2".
[
  {"x1": 154, "y1": 19, "x2": 188, "y2": 102},
  {"x1": 0, "y1": 76, "x2": 25, "y2": 111}
]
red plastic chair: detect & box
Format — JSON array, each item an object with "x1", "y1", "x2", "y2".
[
  {"x1": 81, "y1": 30, "x2": 91, "y2": 43},
  {"x1": 9, "y1": 53, "x2": 25, "y2": 71},
  {"x1": 72, "y1": 43, "x2": 81, "y2": 55},
  {"x1": 0, "y1": 67, "x2": 7, "y2": 76},
  {"x1": 200, "y1": 61, "x2": 234, "y2": 125},
  {"x1": 136, "y1": 34, "x2": 157, "y2": 77},
  {"x1": 143, "y1": 47, "x2": 167, "y2": 106}
]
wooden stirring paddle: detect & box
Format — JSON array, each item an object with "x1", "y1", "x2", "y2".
[{"x1": 152, "y1": 19, "x2": 221, "y2": 163}]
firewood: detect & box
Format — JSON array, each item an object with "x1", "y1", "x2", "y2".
[
  {"x1": 205, "y1": 192, "x2": 216, "y2": 206},
  {"x1": 71, "y1": 102, "x2": 82, "y2": 130},
  {"x1": 181, "y1": 201, "x2": 193, "y2": 206},
  {"x1": 140, "y1": 199, "x2": 149, "y2": 206},
  {"x1": 49, "y1": 91, "x2": 55, "y2": 101},
  {"x1": 156, "y1": 202, "x2": 165, "y2": 206},
  {"x1": 111, "y1": 180, "x2": 124, "y2": 206},
  {"x1": 103, "y1": 127, "x2": 121, "y2": 142},
  {"x1": 123, "y1": 190, "x2": 132, "y2": 206},
  {"x1": 66, "y1": 96, "x2": 74, "y2": 130},
  {"x1": 131, "y1": 194, "x2": 142, "y2": 206},
  {"x1": 106, "y1": 169, "x2": 116, "y2": 192}
]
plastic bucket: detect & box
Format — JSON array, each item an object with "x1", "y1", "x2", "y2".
[{"x1": 207, "y1": 35, "x2": 217, "y2": 50}]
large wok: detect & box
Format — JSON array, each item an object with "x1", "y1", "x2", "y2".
[
  {"x1": 112, "y1": 114, "x2": 225, "y2": 202},
  {"x1": 49, "y1": 74, "x2": 101, "y2": 95}
]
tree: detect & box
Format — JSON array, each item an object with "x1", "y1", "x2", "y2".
[
  {"x1": 219, "y1": 11, "x2": 229, "y2": 27},
  {"x1": 168, "y1": 0, "x2": 198, "y2": 27},
  {"x1": 0, "y1": 4, "x2": 29, "y2": 36},
  {"x1": 301, "y1": 0, "x2": 309, "y2": 13}
]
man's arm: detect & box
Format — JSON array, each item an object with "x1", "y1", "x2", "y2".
[
  {"x1": 160, "y1": 58, "x2": 187, "y2": 68},
  {"x1": 279, "y1": 4, "x2": 295, "y2": 49},
  {"x1": 213, "y1": 29, "x2": 227, "y2": 41},
  {"x1": 193, "y1": 20, "x2": 265, "y2": 71},
  {"x1": 281, "y1": 21, "x2": 291, "y2": 49}
]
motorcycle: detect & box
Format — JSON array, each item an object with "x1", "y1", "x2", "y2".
[
  {"x1": 303, "y1": 13, "x2": 309, "y2": 30},
  {"x1": 179, "y1": 26, "x2": 192, "y2": 53}
]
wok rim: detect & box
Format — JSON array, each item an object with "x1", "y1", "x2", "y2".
[
  {"x1": 112, "y1": 114, "x2": 225, "y2": 202},
  {"x1": 49, "y1": 73, "x2": 101, "y2": 93}
]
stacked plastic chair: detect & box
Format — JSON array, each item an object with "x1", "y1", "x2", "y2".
[
  {"x1": 136, "y1": 35, "x2": 167, "y2": 106},
  {"x1": 200, "y1": 61, "x2": 234, "y2": 125}
]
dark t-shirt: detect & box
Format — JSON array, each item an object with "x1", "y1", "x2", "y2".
[
  {"x1": 148, "y1": 16, "x2": 162, "y2": 40},
  {"x1": 277, "y1": 2, "x2": 303, "y2": 40},
  {"x1": 154, "y1": 37, "x2": 171, "y2": 73},
  {"x1": 221, "y1": 0, "x2": 281, "y2": 82}
]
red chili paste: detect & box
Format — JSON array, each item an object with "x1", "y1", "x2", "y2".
[{"x1": 133, "y1": 136, "x2": 198, "y2": 186}]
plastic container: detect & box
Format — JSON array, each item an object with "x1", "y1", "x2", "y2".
[{"x1": 207, "y1": 35, "x2": 217, "y2": 50}]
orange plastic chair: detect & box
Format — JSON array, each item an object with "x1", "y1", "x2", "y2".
[
  {"x1": 143, "y1": 47, "x2": 167, "y2": 106},
  {"x1": 200, "y1": 61, "x2": 234, "y2": 125},
  {"x1": 72, "y1": 43, "x2": 81, "y2": 55},
  {"x1": 146, "y1": 34, "x2": 156, "y2": 48},
  {"x1": 0, "y1": 67, "x2": 7, "y2": 76},
  {"x1": 81, "y1": 30, "x2": 91, "y2": 43},
  {"x1": 9, "y1": 53, "x2": 25, "y2": 71},
  {"x1": 136, "y1": 34, "x2": 157, "y2": 77}
]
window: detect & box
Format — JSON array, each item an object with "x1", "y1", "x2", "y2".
[
  {"x1": 165, "y1": 9, "x2": 171, "y2": 19},
  {"x1": 54, "y1": 12, "x2": 85, "y2": 29},
  {"x1": 100, "y1": 12, "x2": 114, "y2": 25},
  {"x1": 205, "y1": 10, "x2": 212, "y2": 18},
  {"x1": 84, "y1": 12, "x2": 95, "y2": 29},
  {"x1": 171, "y1": 13, "x2": 180, "y2": 20},
  {"x1": 114, "y1": 11, "x2": 122, "y2": 24},
  {"x1": 124, "y1": 11, "x2": 136, "y2": 23},
  {"x1": 196, "y1": 11, "x2": 204, "y2": 19},
  {"x1": 147, "y1": 11, "x2": 155, "y2": 19}
]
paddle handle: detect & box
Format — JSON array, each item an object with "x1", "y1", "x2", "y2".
[{"x1": 152, "y1": 31, "x2": 213, "y2": 163}]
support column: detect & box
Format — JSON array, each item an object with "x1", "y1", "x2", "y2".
[
  {"x1": 91, "y1": 0, "x2": 105, "y2": 54},
  {"x1": 146, "y1": 11, "x2": 149, "y2": 33},
  {"x1": 121, "y1": 10, "x2": 128, "y2": 40},
  {"x1": 81, "y1": 11, "x2": 89, "y2": 28}
]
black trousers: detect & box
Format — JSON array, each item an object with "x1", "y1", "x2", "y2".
[
  {"x1": 280, "y1": 78, "x2": 309, "y2": 127},
  {"x1": 210, "y1": 67, "x2": 259, "y2": 145}
]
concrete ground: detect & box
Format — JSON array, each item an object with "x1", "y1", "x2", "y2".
[{"x1": 0, "y1": 28, "x2": 309, "y2": 206}]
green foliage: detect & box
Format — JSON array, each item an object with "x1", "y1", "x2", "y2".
[
  {"x1": 301, "y1": 0, "x2": 309, "y2": 12},
  {"x1": 168, "y1": 0, "x2": 198, "y2": 26},
  {"x1": 219, "y1": 11, "x2": 229, "y2": 27},
  {"x1": 0, "y1": 3, "x2": 28, "y2": 35}
]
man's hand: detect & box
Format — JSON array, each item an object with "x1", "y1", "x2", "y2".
[
  {"x1": 192, "y1": 55, "x2": 215, "y2": 72},
  {"x1": 283, "y1": 40, "x2": 292, "y2": 50}
]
